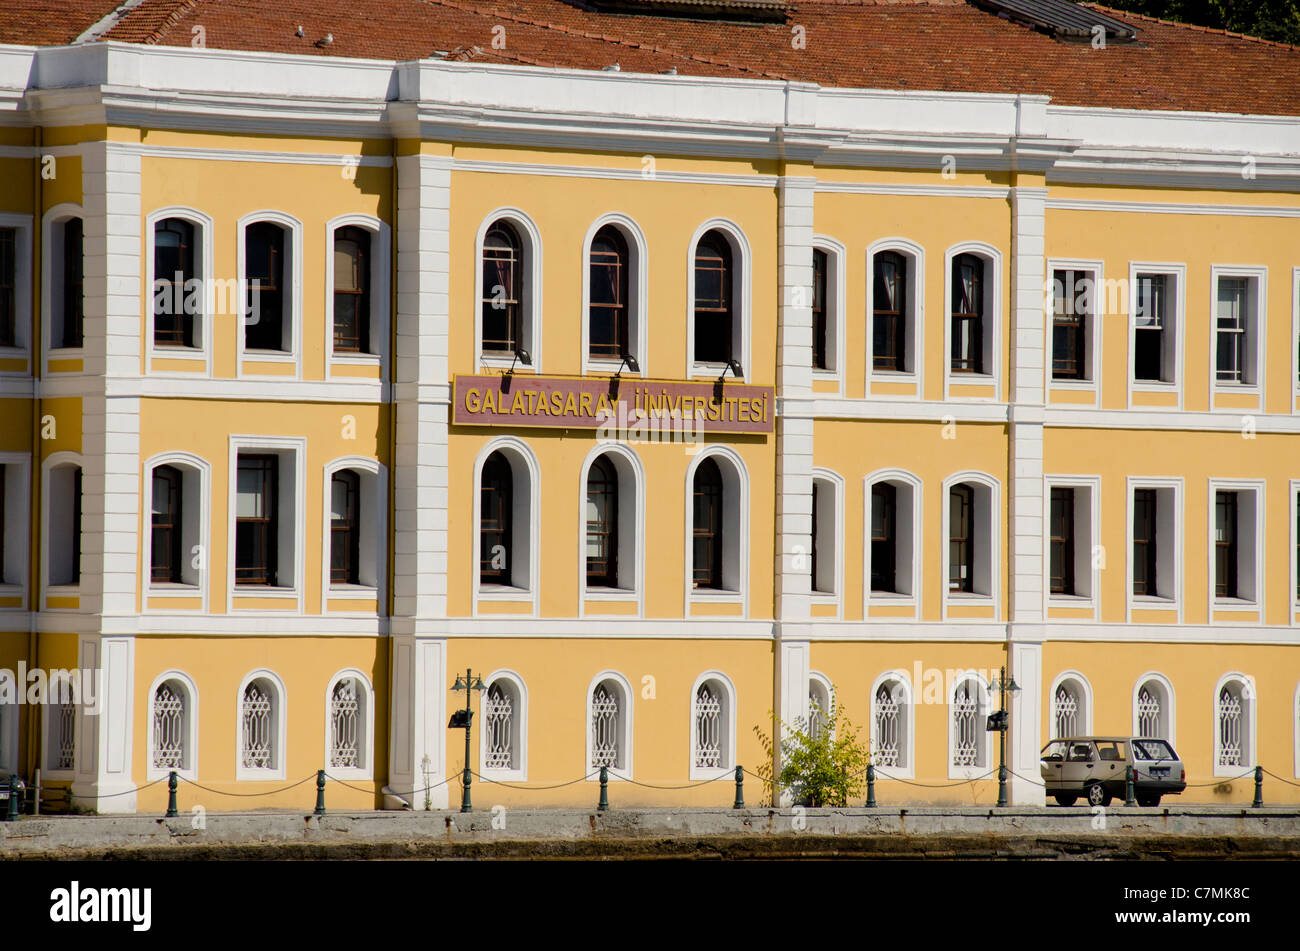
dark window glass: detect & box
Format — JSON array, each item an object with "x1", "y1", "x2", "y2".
[
  {"x1": 1049, "y1": 487, "x2": 1075, "y2": 595},
  {"x1": 811, "y1": 481, "x2": 821, "y2": 591},
  {"x1": 812, "y1": 248, "x2": 828, "y2": 370},
  {"x1": 0, "y1": 464, "x2": 5, "y2": 582},
  {"x1": 1134, "y1": 274, "x2": 1167, "y2": 382},
  {"x1": 585, "y1": 456, "x2": 618, "y2": 587},
  {"x1": 480, "y1": 452, "x2": 513, "y2": 585},
  {"x1": 589, "y1": 227, "x2": 629, "y2": 360},
  {"x1": 871, "y1": 482, "x2": 897, "y2": 593},
  {"x1": 951, "y1": 254, "x2": 983, "y2": 374},
  {"x1": 71, "y1": 467, "x2": 82, "y2": 585},
  {"x1": 1214, "y1": 491, "x2": 1238, "y2": 599},
  {"x1": 482, "y1": 222, "x2": 521, "y2": 353},
  {"x1": 1296, "y1": 493, "x2": 1300, "y2": 602},
  {"x1": 1215, "y1": 277, "x2": 1247, "y2": 383},
  {"x1": 236, "y1": 455, "x2": 277, "y2": 586},
  {"x1": 151, "y1": 465, "x2": 183, "y2": 584},
  {"x1": 61, "y1": 218, "x2": 84, "y2": 349},
  {"x1": 154, "y1": 218, "x2": 196, "y2": 347},
  {"x1": 948, "y1": 484, "x2": 973, "y2": 592},
  {"x1": 245, "y1": 222, "x2": 285, "y2": 351},
  {"x1": 330, "y1": 470, "x2": 361, "y2": 585},
  {"x1": 1052, "y1": 269, "x2": 1088, "y2": 380},
  {"x1": 1132, "y1": 488, "x2": 1158, "y2": 597},
  {"x1": 693, "y1": 231, "x2": 732, "y2": 365},
  {"x1": 692, "y1": 458, "x2": 723, "y2": 589},
  {"x1": 0, "y1": 228, "x2": 14, "y2": 348},
  {"x1": 873, "y1": 251, "x2": 906, "y2": 371},
  {"x1": 333, "y1": 227, "x2": 370, "y2": 354}
]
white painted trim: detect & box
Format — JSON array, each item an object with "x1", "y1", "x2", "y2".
[
  {"x1": 1211, "y1": 671, "x2": 1257, "y2": 777},
  {"x1": 473, "y1": 207, "x2": 543, "y2": 373},
  {"x1": 685, "y1": 217, "x2": 751, "y2": 382},
  {"x1": 683, "y1": 444, "x2": 750, "y2": 616},
  {"x1": 1047, "y1": 670, "x2": 1094, "y2": 738},
  {"x1": 0, "y1": 452, "x2": 30, "y2": 607},
  {"x1": 1126, "y1": 476, "x2": 1184, "y2": 622},
  {"x1": 868, "y1": 669, "x2": 914, "y2": 778},
  {"x1": 324, "y1": 213, "x2": 391, "y2": 381},
  {"x1": 471, "y1": 435, "x2": 541, "y2": 616},
  {"x1": 942, "y1": 241, "x2": 1003, "y2": 400},
  {"x1": 1045, "y1": 197, "x2": 1300, "y2": 218},
  {"x1": 579, "y1": 213, "x2": 649, "y2": 377},
  {"x1": 0, "y1": 212, "x2": 32, "y2": 374},
  {"x1": 40, "y1": 450, "x2": 82, "y2": 600},
  {"x1": 324, "y1": 667, "x2": 375, "y2": 780},
  {"x1": 479, "y1": 668, "x2": 529, "y2": 782},
  {"x1": 1205, "y1": 478, "x2": 1265, "y2": 618},
  {"x1": 940, "y1": 471, "x2": 1002, "y2": 619},
  {"x1": 1043, "y1": 474, "x2": 1101, "y2": 616},
  {"x1": 1126, "y1": 262, "x2": 1186, "y2": 409},
  {"x1": 811, "y1": 234, "x2": 846, "y2": 395},
  {"x1": 40, "y1": 202, "x2": 84, "y2": 373},
  {"x1": 319, "y1": 455, "x2": 388, "y2": 614},
  {"x1": 226, "y1": 435, "x2": 307, "y2": 613},
  {"x1": 144, "y1": 205, "x2": 215, "y2": 378},
  {"x1": 141, "y1": 450, "x2": 211, "y2": 614},
  {"x1": 235, "y1": 209, "x2": 303, "y2": 379},
  {"x1": 585, "y1": 670, "x2": 633, "y2": 781},
  {"x1": 456, "y1": 157, "x2": 777, "y2": 189},
  {"x1": 235, "y1": 668, "x2": 288, "y2": 781},
  {"x1": 810, "y1": 467, "x2": 844, "y2": 616},
  {"x1": 688, "y1": 670, "x2": 737, "y2": 780},
  {"x1": 1293, "y1": 679, "x2": 1300, "y2": 780},
  {"x1": 1132, "y1": 671, "x2": 1177, "y2": 745},
  {"x1": 865, "y1": 237, "x2": 925, "y2": 394},
  {"x1": 947, "y1": 671, "x2": 993, "y2": 780},
  {"x1": 1292, "y1": 480, "x2": 1300, "y2": 622},
  {"x1": 1208, "y1": 264, "x2": 1267, "y2": 410},
  {"x1": 145, "y1": 669, "x2": 199, "y2": 781},
  {"x1": 577, "y1": 442, "x2": 645, "y2": 618},
  {"x1": 863, "y1": 468, "x2": 923, "y2": 617},
  {"x1": 1046, "y1": 258, "x2": 1104, "y2": 404},
  {"x1": 808, "y1": 670, "x2": 834, "y2": 737},
  {"x1": 1292, "y1": 268, "x2": 1300, "y2": 399},
  {"x1": 818, "y1": 181, "x2": 1010, "y2": 199}
]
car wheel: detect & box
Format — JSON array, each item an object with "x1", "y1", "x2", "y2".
[
  {"x1": 1053, "y1": 795, "x2": 1078, "y2": 807},
  {"x1": 1086, "y1": 781, "x2": 1111, "y2": 807},
  {"x1": 1136, "y1": 794, "x2": 1161, "y2": 807}
]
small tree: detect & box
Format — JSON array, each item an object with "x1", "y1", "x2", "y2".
[{"x1": 752, "y1": 691, "x2": 871, "y2": 807}]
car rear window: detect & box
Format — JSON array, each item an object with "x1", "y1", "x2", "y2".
[{"x1": 1132, "y1": 739, "x2": 1176, "y2": 760}]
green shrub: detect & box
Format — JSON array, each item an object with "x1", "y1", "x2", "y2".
[{"x1": 752, "y1": 691, "x2": 871, "y2": 807}]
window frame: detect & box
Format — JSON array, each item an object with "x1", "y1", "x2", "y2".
[
  {"x1": 320, "y1": 457, "x2": 386, "y2": 608},
  {"x1": 869, "y1": 671, "x2": 915, "y2": 778},
  {"x1": 864, "y1": 470, "x2": 921, "y2": 614},
  {"x1": 142, "y1": 452, "x2": 209, "y2": 609},
  {"x1": 1211, "y1": 672, "x2": 1256, "y2": 778},
  {"x1": 866, "y1": 239, "x2": 925, "y2": 389},
  {"x1": 578, "y1": 445, "x2": 644, "y2": 608},
  {"x1": 686, "y1": 219, "x2": 751, "y2": 381},
  {"x1": 1291, "y1": 267, "x2": 1300, "y2": 402},
  {"x1": 1132, "y1": 672, "x2": 1176, "y2": 745},
  {"x1": 581, "y1": 215, "x2": 648, "y2": 376},
  {"x1": 688, "y1": 671, "x2": 737, "y2": 780},
  {"x1": 943, "y1": 243, "x2": 1001, "y2": 396},
  {"x1": 475, "y1": 209, "x2": 543, "y2": 372},
  {"x1": 0, "y1": 453, "x2": 30, "y2": 605},
  {"x1": 1127, "y1": 262, "x2": 1186, "y2": 407},
  {"x1": 41, "y1": 452, "x2": 83, "y2": 597},
  {"x1": 42, "y1": 204, "x2": 85, "y2": 364},
  {"x1": 227, "y1": 436, "x2": 305, "y2": 610},
  {"x1": 235, "y1": 669, "x2": 288, "y2": 781},
  {"x1": 684, "y1": 448, "x2": 749, "y2": 611},
  {"x1": 585, "y1": 670, "x2": 634, "y2": 782},
  {"x1": 325, "y1": 215, "x2": 391, "y2": 377},
  {"x1": 947, "y1": 673, "x2": 992, "y2": 780},
  {"x1": 236, "y1": 211, "x2": 302, "y2": 376},
  {"x1": 1048, "y1": 671, "x2": 1094, "y2": 739},
  {"x1": 479, "y1": 669, "x2": 529, "y2": 782},
  {"x1": 1207, "y1": 479, "x2": 1263, "y2": 614},
  {"x1": 1209, "y1": 265, "x2": 1267, "y2": 404},
  {"x1": 941, "y1": 473, "x2": 1000, "y2": 616},
  {"x1": 1126, "y1": 477, "x2": 1183, "y2": 619},
  {"x1": 472, "y1": 438, "x2": 540, "y2": 613},
  {"x1": 323, "y1": 668, "x2": 374, "y2": 780},
  {"x1": 145, "y1": 207, "x2": 214, "y2": 376},
  {"x1": 0, "y1": 212, "x2": 31, "y2": 369},
  {"x1": 1047, "y1": 259, "x2": 1104, "y2": 400},
  {"x1": 1044, "y1": 475, "x2": 1100, "y2": 612},
  {"x1": 810, "y1": 469, "x2": 843, "y2": 612},
  {"x1": 811, "y1": 236, "x2": 846, "y2": 391},
  {"x1": 1292, "y1": 480, "x2": 1300, "y2": 619},
  {"x1": 145, "y1": 670, "x2": 199, "y2": 782}
]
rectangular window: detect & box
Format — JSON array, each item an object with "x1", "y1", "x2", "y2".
[
  {"x1": 871, "y1": 483, "x2": 897, "y2": 593},
  {"x1": 1215, "y1": 490, "x2": 1238, "y2": 599},
  {"x1": 1052, "y1": 269, "x2": 1088, "y2": 381},
  {"x1": 1049, "y1": 487, "x2": 1075, "y2": 595},
  {"x1": 235, "y1": 455, "x2": 277, "y2": 585},
  {"x1": 1215, "y1": 276, "x2": 1250, "y2": 384},
  {"x1": 950, "y1": 255, "x2": 983, "y2": 374},
  {"x1": 0, "y1": 227, "x2": 14, "y2": 348},
  {"x1": 948, "y1": 485, "x2": 973, "y2": 593},
  {"x1": 812, "y1": 248, "x2": 828, "y2": 370},
  {"x1": 1134, "y1": 274, "x2": 1168, "y2": 382},
  {"x1": 1132, "y1": 488, "x2": 1158, "y2": 597},
  {"x1": 873, "y1": 252, "x2": 906, "y2": 372},
  {"x1": 245, "y1": 223, "x2": 285, "y2": 352},
  {"x1": 61, "y1": 219, "x2": 84, "y2": 349},
  {"x1": 154, "y1": 218, "x2": 196, "y2": 348},
  {"x1": 150, "y1": 466, "x2": 183, "y2": 584},
  {"x1": 330, "y1": 471, "x2": 360, "y2": 585},
  {"x1": 332, "y1": 228, "x2": 370, "y2": 354}
]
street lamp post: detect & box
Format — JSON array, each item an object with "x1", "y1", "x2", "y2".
[
  {"x1": 987, "y1": 665, "x2": 1020, "y2": 808},
  {"x1": 450, "y1": 668, "x2": 485, "y2": 813}
]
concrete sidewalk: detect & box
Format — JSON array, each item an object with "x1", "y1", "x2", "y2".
[{"x1": 3, "y1": 806, "x2": 1300, "y2": 859}]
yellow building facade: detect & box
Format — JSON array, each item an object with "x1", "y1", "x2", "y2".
[{"x1": 0, "y1": 28, "x2": 1297, "y2": 812}]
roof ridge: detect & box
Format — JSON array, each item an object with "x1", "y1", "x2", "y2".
[
  {"x1": 1084, "y1": 3, "x2": 1300, "y2": 53},
  {"x1": 141, "y1": 0, "x2": 200, "y2": 45},
  {"x1": 412, "y1": 0, "x2": 792, "y2": 79}
]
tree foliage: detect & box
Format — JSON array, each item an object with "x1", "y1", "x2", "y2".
[
  {"x1": 752, "y1": 692, "x2": 871, "y2": 808},
  {"x1": 1101, "y1": 0, "x2": 1300, "y2": 46}
]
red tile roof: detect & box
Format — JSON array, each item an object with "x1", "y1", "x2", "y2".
[{"x1": 1, "y1": 0, "x2": 1297, "y2": 117}]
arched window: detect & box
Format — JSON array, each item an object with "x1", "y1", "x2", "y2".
[
  {"x1": 1053, "y1": 681, "x2": 1084, "y2": 738},
  {"x1": 244, "y1": 221, "x2": 286, "y2": 352},
  {"x1": 949, "y1": 483, "x2": 974, "y2": 593},
  {"x1": 586, "y1": 456, "x2": 618, "y2": 588},
  {"x1": 60, "y1": 217, "x2": 83, "y2": 349},
  {"x1": 240, "y1": 678, "x2": 278, "y2": 772},
  {"x1": 150, "y1": 465, "x2": 183, "y2": 584},
  {"x1": 1134, "y1": 674, "x2": 1174, "y2": 742},
  {"x1": 332, "y1": 226, "x2": 371, "y2": 353},
  {"x1": 694, "y1": 682, "x2": 723, "y2": 768},
  {"x1": 871, "y1": 482, "x2": 897, "y2": 593},
  {"x1": 480, "y1": 452, "x2": 513, "y2": 586},
  {"x1": 808, "y1": 676, "x2": 832, "y2": 740},
  {"x1": 812, "y1": 247, "x2": 828, "y2": 370},
  {"x1": 692, "y1": 458, "x2": 723, "y2": 589},
  {"x1": 154, "y1": 218, "x2": 195, "y2": 347},
  {"x1": 589, "y1": 225, "x2": 629, "y2": 359},
  {"x1": 330, "y1": 470, "x2": 361, "y2": 585},
  {"x1": 484, "y1": 682, "x2": 516, "y2": 770},
  {"x1": 47, "y1": 699, "x2": 76, "y2": 772},
  {"x1": 874, "y1": 680, "x2": 908, "y2": 769},
  {"x1": 328, "y1": 677, "x2": 361, "y2": 769},
  {"x1": 0, "y1": 672, "x2": 16, "y2": 773},
  {"x1": 590, "y1": 679, "x2": 626, "y2": 771},
  {"x1": 152, "y1": 679, "x2": 189, "y2": 771},
  {"x1": 45, "y1": 459, "x2": 82, "y2": 588},
  {"x1": 873, "y1": 250, "x2": 907, "y2": 371},
  {"x1": 951, "y1": 253, "x2": 984, "y2": 373},
  {"x1": 693, "y1": 230, "x2": 733, "y2": 364},
  {"x1": 481, "y1": 221, "x2": 522, "y2": 354},
  {"x1": 1216, "y1": 679, "x2": 1253, "y2": 770},
  {"x1": 950, "y1": 678, "x2": 988, "y2": 770}
]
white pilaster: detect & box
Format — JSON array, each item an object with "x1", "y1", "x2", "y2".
[
  {"x1": 387, "y1": 634, "x2": 449, "y2": 810},
  {"x1": 1009, "y1": 638, "x2": 1045, "y2": 805},
  {"x1": 71, "y1": 635, "x2": 136, "y2": 813}
]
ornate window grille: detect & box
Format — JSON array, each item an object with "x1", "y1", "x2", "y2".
[
  {"x1": 694, "y1": 684, "x2": 722, "y2": 768},
  {"x1": 952, "y1": 682, "x2": 980, "y2": 767},
  {"x1": 807, "y1": 690, "x2": 826, "y2": 740},
  {"x1": 874, "y1": 684, "x2": 901, "y2": 767},
  {"x1": 590, "y1": 684, "x2": 620, "y2": 769},
  {"x1": 55, "y1": 702, "x2": 75, "y2": 770},
  {"x1": 484, "y1": 683, "x2": 514, "y2": 770},
  {"x1": 329, "y1": 678, "x2": 360, "y2": 769},
  {"x1": 1053, "y1": 685, "x2": 1079, "y2": 738},
  {"x1": 241, "y1": 681, "x2": 274, "y2": 770},
  {"x1": 1137, "y1": 685, "x2": 1162, "y2": 737},
  {"x1": 1217, "y1": 686, "x2": 1243, "y2": 767},
  {"x1": 152, "y1": 682, "x2": 186, "y2": 770}
]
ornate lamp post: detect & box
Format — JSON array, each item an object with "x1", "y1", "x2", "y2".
[
  {"x1": 987, "y1": 665, "x2": 1021, "y2": 808},
  {"x1": 450, "y1": 669, "x2": 485, "y2": 813}
]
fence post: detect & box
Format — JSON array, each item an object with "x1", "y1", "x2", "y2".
[
  {"x1": 597, "y1": 766, "x2": 609, "y2": 812},
  {"x1": 732, "y1": 765, "x2": 744, "y2": 809},
  {"x1": 1252, "y1": 765, "x2": 1263, "y2": 808},
  {"x1": 866, "y1": 763, "x2": 877, "y2": 808},
  {"x1": 166, "y1": 771, "x2": 178, "y2": 818},
  {"x1": 314, "y1": 769, "x2": 326, "y2": 816},
  {"x1": 5, "y1": 776, "x2": 18, "y2": 821},
  {"x1": 1124, "y1": 765, "x2": 1136, "y2": 806}
]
